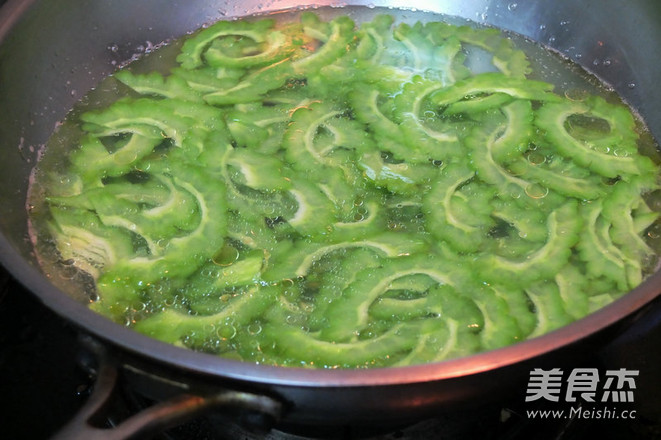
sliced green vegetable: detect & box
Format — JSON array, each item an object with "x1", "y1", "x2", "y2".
[
  {"x1": 422, "y1": 163, "x2": 495, "y2": 253},
  {"x1": 114, "y1": 70, "x2": 203, "y2": 102},
  {"x1": 178, "y1": 18, "x2": 285, "y2": 70},
  {"x1": 319, "y1": 254, "x2": 467, "y2": 342},
  {"x1": 33, "y1": 12, "x2": 660, "y2": 370},
  {"x1": 535, "y1": 96, "x2": 656, "y2": 179},
  {"x1": 477, "y1": 201, "x2": 583, "y2": 284},
  {"x1": 47, "y1": 206, "x2": 134, "y2": 280},
  {"x1": 134, "y1": 285, "x2": 278, "y2": 347},
  {"x1": 525, "y1": 281, "x2": 575, "y2": 338}
]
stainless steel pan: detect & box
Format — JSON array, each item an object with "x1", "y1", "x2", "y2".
[{"x1": 1, "y1": 0, "x2": 660, "y2": 436}]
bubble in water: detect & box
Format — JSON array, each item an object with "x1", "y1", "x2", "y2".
[
  {"x1": 525, "y1": 183, "x2": 549, "y2": 199},
  {"x1": 526, "y1": 151, "x2": 547, "y2": 165},
  {"x1": 505, "y1": 182, "x2": 523, "y2": 199},
  {"x1": 200, "y1": 267, "x2": 216, "y2": 278},
  {"x1": 613, "y1": 148, "x2": 630, "y2": 157},
  {"x1": 248, "y1": 322, "x2": 262, "y2": 335},
  {"x1": 593, "y1": 144, "x2": 611, "y2": 154},
  {"x1": 217, "y1": 324, "x2": 237, "y2": 340},
  {"x1": 300, "y1": 301, "x2": 314, "y2": 313},
  {"x1": 507, "y1": 3, "x2": 518, "y2": 11},
  {"x1": 285, "y1": 314, "x2": 301, "y2": 325}
]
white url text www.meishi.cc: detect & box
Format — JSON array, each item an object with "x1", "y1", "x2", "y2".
[{"x1": 527, "y1": 406, "x2": 637, "y2": 420}]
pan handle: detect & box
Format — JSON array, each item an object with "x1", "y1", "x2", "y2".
[{"x1": 50, "y1": 339, "x2": 283, "y2": 440}]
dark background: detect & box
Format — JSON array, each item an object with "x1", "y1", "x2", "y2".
[
  {"x1": 0, "y1": 266, "x2": 91, "y2": 439},
  {"x1": 0, "y1": 4, "x2": 107, "y2": 438}
]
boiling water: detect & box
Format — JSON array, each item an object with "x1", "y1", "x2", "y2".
[{"x1": 27, "y1": 6, "x2": 661, "y2": 367}]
